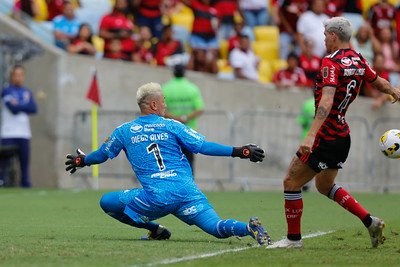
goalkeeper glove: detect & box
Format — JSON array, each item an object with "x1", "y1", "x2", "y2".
[
  {"x1": 231, "y1": 144, "x2": 265, "y2": 162},
  {"x1": 65, "y1": 149, "x2": 86, "y2": 174}
]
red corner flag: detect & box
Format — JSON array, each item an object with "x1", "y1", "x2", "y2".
[{"x1": 86, "y1": 71, "x2": 102, "y2": 106}]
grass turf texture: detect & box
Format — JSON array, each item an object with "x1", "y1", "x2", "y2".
[{"x1": 0, "y1": 189, "x2": 399, "y2": 267}]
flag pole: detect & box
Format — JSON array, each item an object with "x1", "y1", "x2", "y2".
[{"x1": 91, "y1": 103, "x2": 99, "y2": 189}]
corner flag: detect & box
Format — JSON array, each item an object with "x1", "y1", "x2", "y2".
[
  {"x1": 86, "y1": 70, "x2": 101, "y2": 189},
  {"x1": 86, "y1": 71, "x2": 102, "y2": 106}
]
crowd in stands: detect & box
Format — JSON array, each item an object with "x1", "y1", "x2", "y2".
[{"x1": 8, "y1": 0, "x2": 400, "y2": 108}]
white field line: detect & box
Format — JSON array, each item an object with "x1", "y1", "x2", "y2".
[{"x1": 131, "y1": 230, "x2": 334, "y2": 267}]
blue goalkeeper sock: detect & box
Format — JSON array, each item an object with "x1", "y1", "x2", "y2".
[{"x1": 216, "y1": 219, "x2": 249, "y2": 238}]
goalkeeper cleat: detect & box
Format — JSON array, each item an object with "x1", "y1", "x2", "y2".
[
  {"x1": 247, "y1": 217, "x2": 272, "y2": 246},
  {"x1": 142, "y1": 225, "x2": 171, "y2": 240},
  {"x1": 368, "y1": 216, "x2": 385, "y2": 248},
  {"x1": 269, "y1": 237, "x2": 303, "y2": 249}
]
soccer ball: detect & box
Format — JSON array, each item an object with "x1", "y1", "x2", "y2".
[{"x1": 379, "y1": 129, "x2": 400, "y2": 159}]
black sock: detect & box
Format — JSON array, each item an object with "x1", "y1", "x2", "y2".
[{"x1": 362, "y1": 214, "x2": 372, "y2": 228}]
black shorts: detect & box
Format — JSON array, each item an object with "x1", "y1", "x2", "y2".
[{"x1": 296, "y1": 135, "x2": 351, "y2": 173}]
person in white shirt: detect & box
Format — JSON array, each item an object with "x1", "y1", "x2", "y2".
[
  {"x1": 229, "y1": 33, "x2": 259, "y2": 81},
  {"x1": 1, "y1": 65, "x2": 37, "y2": 187},
  {"x1": 297, "y1": 0, "x2": 329, "y2": 58}
]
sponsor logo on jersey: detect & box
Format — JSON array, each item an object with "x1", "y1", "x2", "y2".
[
  {"x1": 104, "y1": 136, "x2": 116, "y2": 152},
  {"x1": 343, "y1": 68, "x2": 365, "y2": 76},
  {"x1": 130, "y1": 124, "x2": 143, "y2": 133},
  {"x1": 184, "y1": 128, "x2": 201, "y2": 140},
  {"x1": 151, "y1": 170, "x2": 177, "y2": 178},
  {"x1": 329, "y1": 65, "x2": 335, "y2": 83},
  {"x1": 323, "y1": 67, "x2": 328, "y2": 78},
  {"x1": 144, "y1": 123, "x2": 165, "y2": 132}
]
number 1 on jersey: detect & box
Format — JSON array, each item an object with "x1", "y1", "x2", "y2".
[{"x1": 147, "y1": 143, "x2": 166, "y2": 171}]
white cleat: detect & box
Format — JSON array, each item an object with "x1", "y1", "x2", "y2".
[
  {"x1": 368, "y1": 216, "x2": 385, "y2": 248},
  {"x1": 268, "y1": 238, "x2": 303, "y2": 249}
]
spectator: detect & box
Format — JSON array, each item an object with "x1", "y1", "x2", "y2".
[
  {"x1": 297, "y1": 0, "x2": 329, "y2": 58},
  {"x1": 99, "y1": 0, "x2": 136, "y2": 60},
  {"x1": 299, "y1": 39, "x2": 321, "y2": 87},
  {"x1": 351, "y1": 23, "x2": 381, "y2": 65},
  {"x1": 213, "y1": 0, "x2": 240, "y2": 40},
  {"x1": 162, "y1": 64, "x2": 204, "y2": 171},
  {"x1": 185, "y1": 0, "x2": 219, "y2": 74},
  {"x1": 272, "y1": 52, "x2": 308, "y2": 90},
  {"x1": 239, "y1": 0, "x2": 269, "y2": 28},
  {"x1": 277, "y1": 0, "x2": 309, "y2": 60},
  {"x1": 46, "y1": 0, "x2": 64, "y2": 21},
  {"x1": 229, "y1": 33, "x2": 259, "y2": 81},
  {"x1": 106, "y1": 39, "x2": 131, "y2": 60},
  {"x1": 227, "y1": 19, "x2": 254, "y2": 53},
  {"x1": 133, "y1": 0, "x2": 164, "y2": 39},
  {"x1": 0, "y1": 65, "x2": 37, "y2": 188},
  {"x1": 67, "y1": 23, "x2": 96, "y2": 56},
  {"x1": 154, "y1": 25, "x2": 184, "y2": 66},
  {"x1": 368, "y1": 53, "x2": 392, "y2": 109},
  {"x1": 13, "y1": 0, "x2": 39, "y2": 22},
  {"x1": 52, "y1": 1, "x2": 80, "y2": 49},
  {"x1": 367, "y1": 0, "x2": 396, "y2": 37},
  {"x1": 132, "y1": 26, "x2": 156, "y2": 64},
  {"x1": 378, "y1": 26, "x2": 400, "y2": 73}
]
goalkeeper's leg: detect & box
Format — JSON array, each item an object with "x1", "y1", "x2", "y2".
[{"x1": 99, "y1": 191, "x2": 159, "y2": 232}]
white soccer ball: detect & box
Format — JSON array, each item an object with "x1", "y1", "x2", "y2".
[{"x1": 379, "y1": 129, "x2": 400, "y2": 159}]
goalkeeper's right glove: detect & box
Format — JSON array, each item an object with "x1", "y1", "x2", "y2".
[
  {"x1": 231, "y1": 144, "x2": 265, "y2": 162},
  {"x1": 65, "y1": 149, "x2": 86, "y2": 174}
]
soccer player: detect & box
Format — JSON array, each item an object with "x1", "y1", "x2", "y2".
[
  {"x1": 65, "y1": 82, "x2": 272, "y2": 246},
  {"x1": 275, "y1": 17, "x2": 400, "y2": 248}
]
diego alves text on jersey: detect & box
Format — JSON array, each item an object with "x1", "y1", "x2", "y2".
[
  {"x1": 314, "y1": 48, "x2": 377, "y2": 140},
  {"x1": 100, "y1": 114, "x2": 206, "y2": 205}
]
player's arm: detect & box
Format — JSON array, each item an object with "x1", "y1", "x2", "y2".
[
  {"x1": 370, "y1": 76, "x2": 400, "y2": 103},
  {"x1": 300, "y1": 86, "x2": 335, "y2": 154},
  {"x1": 198, "y1": 141, "x2": 265, "y2": 162}
]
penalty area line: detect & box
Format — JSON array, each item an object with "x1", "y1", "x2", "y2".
[{"x1": 131, "y1": 230, "x2": 334, "y2": 267}]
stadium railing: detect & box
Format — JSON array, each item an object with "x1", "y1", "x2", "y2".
[{"x1": 72, "y1": 109, "x2": 400, "y2": 192}]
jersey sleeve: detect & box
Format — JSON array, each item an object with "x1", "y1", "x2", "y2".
[
  {"x1": 321, "y1": 57, "x2": 339, "y2": 88},
  {"x1": 364, "y1": 59, "x2": 378, "y2": 83},
  {"x1": 171, "y1": 120, "x2": 205, "y2": 153},
  {"x1": 100, "y1": 127, "x2": 124, "y2": 159}
]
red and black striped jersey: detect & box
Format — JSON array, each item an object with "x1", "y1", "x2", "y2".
[{"x1": 314, "y1": 48, "x2": 377, "y2": 140}]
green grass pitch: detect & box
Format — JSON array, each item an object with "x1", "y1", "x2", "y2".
[{"x1": 0, "y1": 189, "x2": 399, "y2": 267}]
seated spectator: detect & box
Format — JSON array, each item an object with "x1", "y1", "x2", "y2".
[
  {"x1": 229, "y1": 33, "x2": 259, "y2": 81},
  {"x1": 13, "y1": 0, "x2": 39, "y2": 23},
  {"x1": 106, "y1": 39, "x2": 131, "y2": 61},
  {"x1": 185, "y1": 0, "x2": 219, "y2": 74},
  {"x1": 239, "y1": 0, "x2": 269, "y2": 28},
  {"x1": 52, "y1": 1, "x2": 80, "y2": 49},
  {"x1": 154, "y1": 25, "x2": 184, "y2": 66},
  {"x1": 227, "y1": 19, "x2": 254, "y2": 53},
  {"x1": 277, "y1": 0, "x2": 309, "y2": 60},
  {"x1": 351, "y1": 23, "x2": 381, "y2": 65},
  {"x1": 273, "y1": 52, "x2": 308, "y2": 90},
  {"x1": 213, "y1": 0, "x2": 239, "y2": 40},
  {"x1": 299, "y1": 39, "x2": 320, "y2": 87},
  {"x1": 363, "y1": 53, "x2": 392, "y2": 109},
  {"x1": 378, "y1": 26, "x2": 400, "y2": 73},
  {"x1": 46, "y1": 0, "x2": 64, "y2": 21},
  {"x1": 367, "y1": 0, "x2": 396, "y2": 37},
  {"x1": 99, "y1": 0, "x2": 136, "y2": 60},
  {"x1": 132, "y1": 26, "x2": 156, "y2": 64},
  {"x1": 67, "y1": 23, "x2": 97, "y2": 56},
  {"x1": 133, "y1": 0, "x2": 164, "y2": 39},
  {"x1": 297, "y1": 0, "x2": 329, "y2": 58}
]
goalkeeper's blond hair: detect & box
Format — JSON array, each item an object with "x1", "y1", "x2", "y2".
[{"x1": 136, "y1": 82, "x2": 162, "y2": 109}]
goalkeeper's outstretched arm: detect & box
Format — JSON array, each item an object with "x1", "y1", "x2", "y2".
[
  {"x1": 65, "y1": 148, "x2": 109, "y2": 174},
  {"x1": 198, "y1": 141, "x2": 265, "y2": 163}
]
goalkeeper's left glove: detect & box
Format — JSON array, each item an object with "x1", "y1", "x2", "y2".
[
  {"x1": 231, "y1": 144, "x2": 265, "y2": 162},
  {"x1": 65, "y1": 149, "x2": 86, "y2": 174}
]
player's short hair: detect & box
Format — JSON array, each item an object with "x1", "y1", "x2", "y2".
[
  {"x1": 324, "y1": 17, "x2": 353, "y2": 42},
  {"x1": 136, "y1": 82, "x2": 162, "y2": 108}
]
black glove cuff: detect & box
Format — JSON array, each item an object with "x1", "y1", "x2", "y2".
[{"x1": 231, "y1": 146, "x2": 249, "y2": 158}]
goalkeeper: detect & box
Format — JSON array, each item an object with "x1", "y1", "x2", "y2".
[{"x1": 65, "y1": 82, "x2": 271, "y2": 246}]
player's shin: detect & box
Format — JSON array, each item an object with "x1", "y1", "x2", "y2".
[
  {"x1": 328, "y1": 184, "x2": 370, "y2": 224},
  {"x1": 216, "y1": 219, "x2": 249, "y2": 237},
  {"x1": 284, "y1": 191, "x2": 303, "y2": 241}
]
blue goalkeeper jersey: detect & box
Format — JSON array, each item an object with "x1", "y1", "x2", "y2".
[{"x1": 101, "y1": 114, "x2": 206, "y2": 205}]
